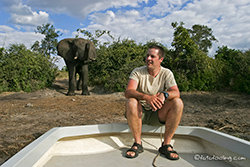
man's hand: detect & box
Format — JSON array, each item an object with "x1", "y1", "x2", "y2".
[
  {"x1": 144, "y1": 93, "x2": 165, "y2": 111},
  {"x1": 157, "y1": 92, "x2": 165, "y2": 102}
]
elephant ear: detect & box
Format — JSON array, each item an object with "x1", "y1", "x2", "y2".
[
  {"x1": 88, "y1": 41, "x2": 97, "y2": 61},
  {"x1": 57, "y1": 38, "x2": 75, "y2": 62}
]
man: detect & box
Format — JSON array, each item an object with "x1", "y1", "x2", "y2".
[{"x1": 124, "y1": 45, "x2": 183, "y2": 160}]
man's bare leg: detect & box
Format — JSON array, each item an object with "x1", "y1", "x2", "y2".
[
  {"x1": 125, "y1": 98, "x2": 143, "y2": 157},
  {"x1": 158, "y1": 97, "x2": 183, "y2": 159}
]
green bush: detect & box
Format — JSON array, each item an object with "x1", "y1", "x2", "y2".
[
  {"x1": 0, "y1": 44, "x2": 58, "y2": 93},
  {"x1": 89, "y1": 39, "x2": 146, "y2": 92},
  {"x1": 165, "y1": 40, "x2": 221, "y2": 92},
  {"x1": 215, "y1": 47, "x2": 250, "y2": 94},
  {"x1": 81, "y1": 27, "x2": 250, "y2": 94},
  {"x1": 88, "y1": 38, "x2": 225, "y2": 93},
  {"x1": 172, "y1": 71, "x2": 190, "y2": 92},
  {"x1": 232, "y1": 50, "x2": 250, "y2": 93},
  {"x1": 87, "y1": 37, "x2": 249, "y2": 94}
]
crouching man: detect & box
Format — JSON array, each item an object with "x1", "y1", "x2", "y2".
[{"x1": 125, "y1": 45, "x2": 183, "y2": 160}]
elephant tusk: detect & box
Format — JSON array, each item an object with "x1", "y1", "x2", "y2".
[{"x1": 74, "y1": 56, "x2": 78, "y2": 59}]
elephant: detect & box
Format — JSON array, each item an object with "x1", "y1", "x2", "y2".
[{"x1": 57, "y1": 38, "x2": 97, "y2": 96}]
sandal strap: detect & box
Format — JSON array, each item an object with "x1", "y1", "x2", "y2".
[
  {"x1": 132, "y1": 142, "x2": 143, "y2": 152},
  {"x1": 132, "y1": 142, "x2": 143, "y2": 148},
  {"x1": 162, "y1": 144, "x2": 173, "y2": 149},
  {"x1": 168, "y1": 150, "x2": 179, "y2": 155},
  {"x1": 126, "y1": 148, "x2": 138, "y2": 153}
]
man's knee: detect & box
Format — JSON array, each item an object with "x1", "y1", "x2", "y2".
[
  {"x1": 170, "y1": 97, "x2": 184, "y2": 114},
  {"x1": 126, "y1": 98, "x2": 138, "y2": 109},
  {"x1": 173, "y1": 97, "x2": 183, "y2": 108},
  {"x1": 125, "y1": 98, "x2": 141, "y2": 117}
]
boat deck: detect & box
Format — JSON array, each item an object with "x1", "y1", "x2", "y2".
[
  {"x1": 41, "y1": 133, "x2": 235, "y2": 167},
  {"x1": 2, "y1": 123, "x2": 249, "y2": 167}
]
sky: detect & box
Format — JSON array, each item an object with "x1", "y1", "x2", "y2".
[{"x1": 0, "y1": 0, "x2": 250, "y2": 69}]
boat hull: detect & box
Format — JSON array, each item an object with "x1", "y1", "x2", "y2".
[{"x1": 2, "y1": 123, "x2": 250, "y2": 167}]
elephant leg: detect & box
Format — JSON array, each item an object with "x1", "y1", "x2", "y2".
[
  {"x1": 76, "y1": 66, "x2": 82, "y2": 90},
  {"x1": 77, "y1": 77, "x2": 82, "y2": 90},
  {"x1": 77, "y1": 74, "x2": 82, "y2": 90},
  {"x1": 66, "y1": 62, "x2": 76, "y2": 96},
  {"x1": 81, "y1": 64, "x2": 90, "y2": 95}
]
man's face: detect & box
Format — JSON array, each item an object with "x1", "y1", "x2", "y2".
[{"x1": 146, "y1": 48, "x2": 163, "y2": 70}]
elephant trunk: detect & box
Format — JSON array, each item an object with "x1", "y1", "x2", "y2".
[
  {"x1": 79, "y1": 43, "x2": 90, "y2": 62},
  {"x1": 85, "y1": 43, "x2": 90, "y2": 60}
]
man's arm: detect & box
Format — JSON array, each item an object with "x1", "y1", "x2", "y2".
[
  {"x1": 158, "y1": 85, "x2": 180, "y2": 101},
  {"x1": 125, "y1": 79, "x2": 145, "y2": 100},
  {"x1": 165, "y1": 85, "x2": 180, "y2": 99},
  {"x1": 125, "y1": 79, "x2": 164, "y2": 111}
]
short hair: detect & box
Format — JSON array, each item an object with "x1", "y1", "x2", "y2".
[{"x1": 148, "y1": 45, "x2": 165, "y2": 59}]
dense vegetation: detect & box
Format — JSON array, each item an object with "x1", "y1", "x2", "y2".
[
  {"x1": 0, "y1": 23, "x2": 59, "y2": 93},
  {"x1": 1, "y1": 22, "x2": 250, "y2": 94},
  {"x1": 87, "y1": 23, "x2": 250, "y2": 94},
  {"x1": 0, "y1": 44, "x2": 58, "y2": 92}
]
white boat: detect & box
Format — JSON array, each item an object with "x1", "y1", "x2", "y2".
[{"x1": 1, "y1": 123, "x2": 250, "y2": 167}]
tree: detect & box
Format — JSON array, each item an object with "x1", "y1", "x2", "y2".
[
  {"x1": 170, "y1": 22, "x2": 199, "y2": 72},
  {"x1": 188, "y1": 24, "x2": 217, "y2": 53},
  {"x1": 32, "y1": 23, "x2": 62, "y2": 56},
  {"x1": 169, "y1": 22, "x2": 219, "y2": 91},
  {"x1": 76, "y1": 29, "x2": 114, "y2": 46}
]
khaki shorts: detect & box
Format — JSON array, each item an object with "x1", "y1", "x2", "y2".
[
  {"x1": 125, "y1": 105, "x2": 165, "y2": 126},
  {"x1": 141, "y1": 106, "x2": 165, "y2": 126}
]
